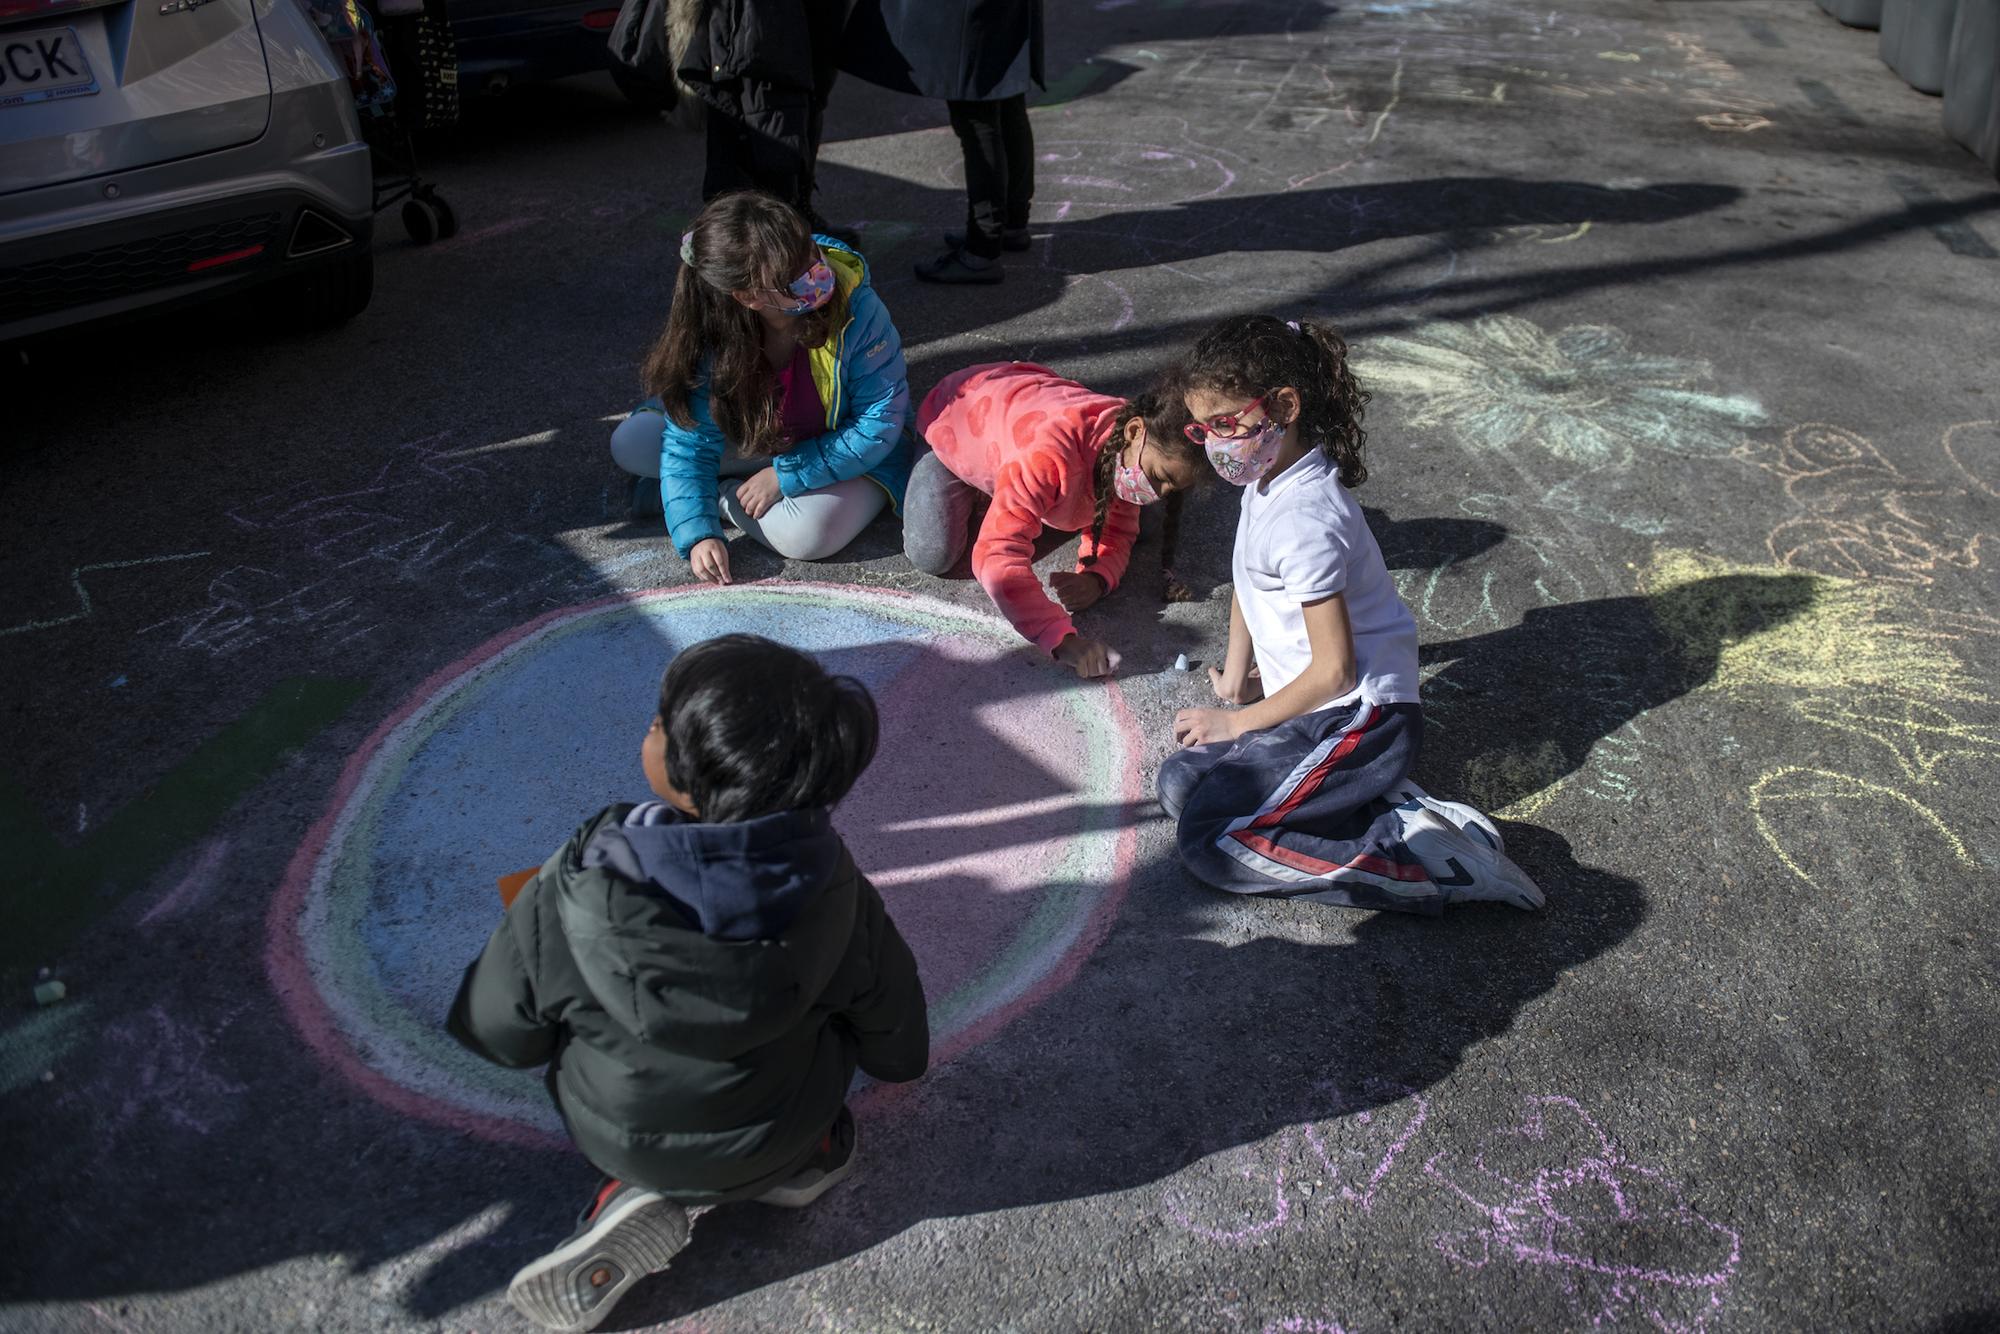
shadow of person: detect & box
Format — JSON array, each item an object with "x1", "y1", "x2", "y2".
[
  {"x1": 560, "y1": 820, "x2": 1644, "y2": 1326},
  {"x1": 1416, "y1": 573, "x2": 1819, "y2": 812}
]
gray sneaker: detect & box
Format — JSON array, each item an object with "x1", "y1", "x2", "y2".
[
  {"x1": 508, "y1": 1178, "x2": 690, "y2": 1332},
  {"x1": 758, "y1": 1106, "x2": 857, "y2": 1208},
  {"x1": 1391, "y1": 803, "x2": 1544, "y2": 911}
]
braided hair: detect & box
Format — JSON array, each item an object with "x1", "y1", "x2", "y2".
[{"x1": 1080, "y1": 380, "x2": 1200, "y2": 596}]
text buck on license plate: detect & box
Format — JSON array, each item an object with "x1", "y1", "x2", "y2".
[{"x1": 0, "y1": 28, "x2": 99, "y2": 108}]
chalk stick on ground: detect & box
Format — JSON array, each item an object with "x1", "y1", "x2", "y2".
[
  {"x1": 32, "y1": 980, "x2": 66, "y2": 1006},
  {"x1": 1173, "y1": 653, "x2": 1190, "y2": 672}
]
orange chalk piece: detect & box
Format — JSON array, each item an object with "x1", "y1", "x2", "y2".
[{"x1": 496, "y1": 868, "x2": 538, "y2": 908}]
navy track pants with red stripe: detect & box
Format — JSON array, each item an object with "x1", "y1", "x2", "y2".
[{"x1": 1159, "y1": 700, "x2": 1441, "y2": 914}]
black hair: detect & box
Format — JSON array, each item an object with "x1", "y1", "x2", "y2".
[
  {"x1": 1183, "y1": 315, "x2": 1370, "y2": 488},
  {"x1": 1082, "y1": 373, "x2": 1200, "y2": 597},
  {"x1": 657, "y1": 634, "x2": 878, "y2": 823}
]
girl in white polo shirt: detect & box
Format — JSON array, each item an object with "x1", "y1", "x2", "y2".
[{"x1": 1160, "y1": 314, "x2": 1543, "y2": 914}]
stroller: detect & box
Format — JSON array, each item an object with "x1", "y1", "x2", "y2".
[{"x1": 304, "y1": 0, "x2": 462, "y2": 244}]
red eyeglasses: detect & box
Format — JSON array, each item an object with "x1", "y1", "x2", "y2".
[{"x1": 1183, "y1": 396, "x2": 1269, "y2": 446}]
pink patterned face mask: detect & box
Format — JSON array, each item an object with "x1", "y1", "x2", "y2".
[
  {"x1": 1204, "y1": 417, "x2": 1286, "y2": 485},
  {"x1": 1113, "y1": 433, "x2": 1161, "y2": 505}
]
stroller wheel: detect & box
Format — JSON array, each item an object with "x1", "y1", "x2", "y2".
[
  {"x1": 425, "y1": 191, "x2": 458, "y2": 240},
  {"x1": 402, "y1": 197, "x2": 440, "y2": 245}
]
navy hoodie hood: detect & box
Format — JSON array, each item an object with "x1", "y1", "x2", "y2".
[{"x1": 582, "y1": 801, "x2": 840, "y2": 941}]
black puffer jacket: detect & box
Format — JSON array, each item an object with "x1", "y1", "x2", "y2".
[{"x1": 447, "y1": 802, "x2": 928, "y2": 1202}]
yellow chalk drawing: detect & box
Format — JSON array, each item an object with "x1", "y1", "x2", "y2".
[
  {"x1": 1697, "y1": 112, "x2": 1772, "y2": 132},
  {"x1": 1461, "y1": 742, "x2": 1570, "y2": 820},
  {"x1": 1793, "y1": 696, "x2": 2000, "y2": 785},
  {"x1": 1749, "y1": 767, "x2": 1976, "y2": 887},
  {"x1": 1640, "y1": 548, "x2": 1997, "y2": 887},
  {"x1": 1640, "y1": 548, "x2": 1984, "y2": 701}
]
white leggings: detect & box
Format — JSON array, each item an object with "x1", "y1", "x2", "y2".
[{"x1": 611, "y1": 407, "x2": 888, "y2": 563}]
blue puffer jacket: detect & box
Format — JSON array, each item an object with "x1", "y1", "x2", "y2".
[{"x1": 655, "y1": 239, "x2": 912, "y2": 557}]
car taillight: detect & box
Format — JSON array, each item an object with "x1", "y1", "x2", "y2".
[
  {"x1": 581, "y1": 7, "x2": 617, "y2": 29},
  {"x1": 0, "y1": 0, "x2": 122, "y2": 22}
]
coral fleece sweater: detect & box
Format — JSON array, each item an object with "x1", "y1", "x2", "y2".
[{"x1": 917, "y1": 362, "x2": 1140, "y2": 652}]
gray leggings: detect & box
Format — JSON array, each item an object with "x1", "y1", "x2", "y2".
[{"x1": 611, "y1": 407, "x2": 888, "y2": 563}]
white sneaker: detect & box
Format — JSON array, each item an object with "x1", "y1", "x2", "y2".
[
  {"x1": 1389, "y1": 781, "x2": 1502, "y2": 853},
  {"x1": 1390, "y1": 803, "x2": 1544, "y2": 911}
]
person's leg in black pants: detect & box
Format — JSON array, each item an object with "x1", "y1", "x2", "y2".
[{"x1": 916, "y1": 95, "x2": 1030, "y2": 284}]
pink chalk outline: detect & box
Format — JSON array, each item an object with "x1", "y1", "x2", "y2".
[
  {"x1": 265, "y1": 582, "x2": 1141, "y2": 1146},
  {"x1": 1424, "y1": 1096, "x2": 1741, "y2": 1331}
]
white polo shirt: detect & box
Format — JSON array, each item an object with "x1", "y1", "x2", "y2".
[{"x1": 1232, "y1": 447, "x2": 1420, "y2": 710}]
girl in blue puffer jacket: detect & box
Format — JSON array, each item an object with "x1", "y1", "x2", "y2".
[{"x1": 610, "y1": 190, "x2": 912, "y2": 582}]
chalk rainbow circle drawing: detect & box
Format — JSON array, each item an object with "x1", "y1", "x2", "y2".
[{"x1": 267, "y1": 583, "x2": 1142, "y2": 1146}]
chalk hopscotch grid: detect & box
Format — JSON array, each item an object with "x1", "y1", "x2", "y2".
[{"x1": 267, "y1": 583, "x2": 1140, "y2": 1145}]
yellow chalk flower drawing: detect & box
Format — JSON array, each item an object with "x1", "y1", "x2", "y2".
[
  {"x1": 1639, "y1": 548, "x2": 1997, "y2": 887},
  {"x1": 1361, "y1": 316, "x2": 1766, "y2": 467}
]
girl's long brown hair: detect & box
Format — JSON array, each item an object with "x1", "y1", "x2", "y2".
[{"x1": 642, "y1": 191, "x2": 849, "y2": 459}]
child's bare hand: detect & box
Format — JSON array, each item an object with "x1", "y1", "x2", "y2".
[
  {"x1": 1053, "y1": 633, "x2": 1115, "y2": 679},
  {"x1": 690, "y1": 538, "x2": 732, "y2": 585},
  {"x1": 1050, "y1": 571, "x2": 1107, "y2": 614},
  {"x1": 735, "y1": 468, "x2": 784, "y2": 520},
  {"x1": 1174, "y1": 707, "x2": 1241, "y2": 748},
  {"x1": 1208, "y1": 664, "x2": 1264, "y2": 705}
]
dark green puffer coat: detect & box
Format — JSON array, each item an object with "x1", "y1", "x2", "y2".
[{"x1": 447, "y1": 802, "x2": 928, "y2": 1202}]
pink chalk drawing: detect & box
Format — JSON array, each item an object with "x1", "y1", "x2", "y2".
[
  {"x1": 1164, "y1": 1082, "x2": 1429, "y2": 1244},
  {"x1": 266, "y1": 583, "x2": 1142, "y2": 1147},
  {"x1": 1423, "y1": 1096, "x2": 1741, "y2": 1332}
]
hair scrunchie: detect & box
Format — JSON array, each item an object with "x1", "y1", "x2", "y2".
[{"x1": 679, "y1": 231, "x2": 697, "y2": 266}]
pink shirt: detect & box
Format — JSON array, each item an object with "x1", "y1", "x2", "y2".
[
  {"x1": 775, "y1": 342, "x2": 825, "y2": 446},
  {"x1": 917, "y1": 362, "x2": 1140, "y2": 652}
]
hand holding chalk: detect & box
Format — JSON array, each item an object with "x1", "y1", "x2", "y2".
[{"x1": 1054, "y1": 633, "x2": 1116, "y2": 679}]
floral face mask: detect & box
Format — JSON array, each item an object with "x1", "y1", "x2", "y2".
[{"x1": 1203, "y1": 415, "x2": 1286, "y2": 485}]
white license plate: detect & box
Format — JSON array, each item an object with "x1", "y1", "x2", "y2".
[{"x1": 0, "y1": 27, "x2": 99, "y2": 108}]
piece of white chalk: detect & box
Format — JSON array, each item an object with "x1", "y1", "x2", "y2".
[
  {"x1": 1174, "y1": 653, "x2": 1190, "y2": 672},
  {"x1": 32, "y1": 980, "x2": 65, "y2": 1006}
]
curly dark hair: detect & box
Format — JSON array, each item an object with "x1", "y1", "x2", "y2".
[
  {"x1": 1183, "y1": 314, "x2": 1370, "y2": 488},
  {"x1": 642, "y1": 190, "x2": 850, "y2": 459},
  {"x1": 1079, "y1": 373, "x2": 1198, "y2": 576}
]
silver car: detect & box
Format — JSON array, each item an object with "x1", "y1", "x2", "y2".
[{"x1": 0, "y1": 0, "x2": 375, "y2": 343}]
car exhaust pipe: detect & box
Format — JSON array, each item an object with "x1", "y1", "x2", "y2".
[{"x1": 287, "y1": 209, "x2": 353, "y2": 258}]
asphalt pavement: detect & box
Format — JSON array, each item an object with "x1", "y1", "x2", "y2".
[{"x1": 3, "y1": 0, "x2": 1998, "y2": 1331}]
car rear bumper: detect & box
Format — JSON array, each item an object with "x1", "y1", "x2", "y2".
[
  {"x1": 1, "y1": 174, "x2": 373, "y2": 340},
  {"x1": 0, "y1": 51, "x2": 372, "y2": 341}
]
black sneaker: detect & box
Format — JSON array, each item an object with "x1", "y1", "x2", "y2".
[
  {"x1": 758, "y1": 1106, "x2": 857, "y2": 1208},
  {"x1": 807, "y1": 210, "x2": 863, "y2": 249},
  {"x1": 507, "y1": 1178, "x2": 690, "y2": 1333},
  {"x1": 944, "y1": 226, "x2": 1032, "y2": 252},
  {"x1": 914, "y1": 248, "x2": 1003, "y2": 285}
]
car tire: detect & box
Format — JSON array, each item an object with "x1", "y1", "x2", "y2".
[{"x1": 273, "y1": 251, "x2": 374, "y2": 332}]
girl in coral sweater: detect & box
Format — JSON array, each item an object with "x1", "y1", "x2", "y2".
[{"x1": 908, "y1": 361, "x2": 1204, "y2": 678}]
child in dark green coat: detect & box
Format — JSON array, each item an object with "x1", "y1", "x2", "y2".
[{"x1": 448, "y1": 634, "x2": 929, "y2": 1333}]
